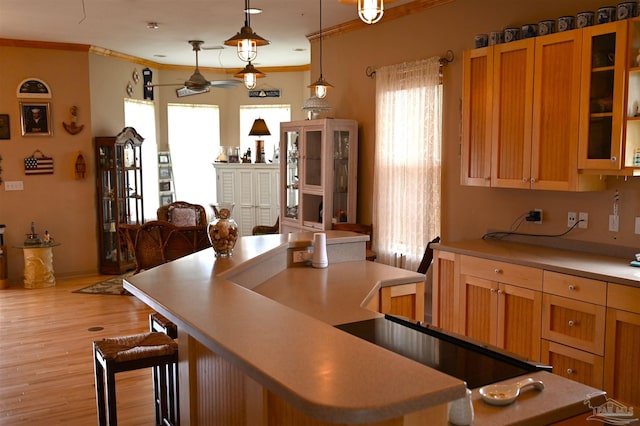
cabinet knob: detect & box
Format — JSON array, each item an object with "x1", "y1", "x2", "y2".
[
  {"x1": 522, "y1": 177, "x2": 528, "y2": 182},
  {"x1": 497, "y1": 289, "x2": 503, "y2": 295},
  {"x1": 611, "y1": 157, "x2": 617, "y2": 162},
  {"x1": 568, "y1": 320, "x2": 575, "y2": 327},
  {"x1": 494, "y1": 268, "x2": 502, "y2": 274},
  {"x1": 566, "y1": 368, "x2": 574, "y2": 375},
  {"x1": 568, "y1": 284, "x2": 575, "y2": 291},
  {"x1": 490, "y1": 288, "x2": 496, "y2": 294},
  {"x1": 530, "y1": 177, "x2": 536, "y2": 183}
]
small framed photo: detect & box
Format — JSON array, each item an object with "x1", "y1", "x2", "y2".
[
  {"x1": 158, "y1": 166, "x2": 172, "y2": 179},
  {"x1": 0, "y1": 114, "x2": 10, "y2": 140},
  {"x1": 159, "y1": 181, "x2": 171, "y2": 192},
  {"x1": 160, "y1": 194, "x2": 173, "y2": 205},
  {"x1": 20, "y1": 102, "x2": 51, "y2": 136},
  {"x1": 158, "y1": 153, "x2": 170, "y2": 164}
]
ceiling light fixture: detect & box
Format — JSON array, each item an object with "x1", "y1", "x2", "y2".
[
  {"x1": 234, "y1": 61, "x2": 265, "y2": 89},
  {"x1": 308, "y1": 0, "x2": 333, "y2": 99},
  {"x1": 339, "y1": 0, "x2": 391, "y2": 25},
  {"x1": 224, "y1": 0, "x2": 270, "y2": 62}
]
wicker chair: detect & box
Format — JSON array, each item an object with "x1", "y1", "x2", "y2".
[
  {"x1": 157, "y1": 201, "x2": 207, "y2": 227},
  {"x1": 120, "y1": 220, "x2": 210, "y2": 274},
  {"x1": 252, "y1": 217, "x2": 280, "y2": 235}
]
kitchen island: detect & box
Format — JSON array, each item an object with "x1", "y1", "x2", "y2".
[{"x1": 125, "y1": 232, "x2": 602, "y2": 425}]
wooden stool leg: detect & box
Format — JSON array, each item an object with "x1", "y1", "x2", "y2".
[
  {"x1": 105, "y1": 365, "x2": 118, "y2": 426},
  {"x1": 94, "y1": 346, "x2": 107, "y2": 426}
]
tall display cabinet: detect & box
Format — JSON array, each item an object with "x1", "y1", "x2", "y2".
[
  {"x1": 95, "y1": 127, "x2": 144, "y2": 274},
  {"x1": 279, "y1": 118, "x2": 358, "y2": 233}
]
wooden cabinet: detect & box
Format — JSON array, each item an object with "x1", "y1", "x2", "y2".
[
  {"x1": 540, "y1": 340, "x2": 604, "y2": 389},
  {"x1": 95, "y1": 128, "x2": 144, "y2": 274},
  {"x1": 604, "y1": 283, "x2": 640, "y2": 409},
  {"x1": 461, "y1": 28, "x2": 604, "y2": 190},
  {"x1": 378, "y1": 282, "x2": 425, "y2": 322},
  {"x1": 279, "y1": 119, "x2": 358, "y2": 233},
  {"x1": 431, "y1": 250, "x2": 458, "y2": 331},
  {"x1": 458, "y1": 256, "x2": 542, "y2": 360},
  {"x1": 213, "y1": 163, "x2": 279, "y2": 237}
]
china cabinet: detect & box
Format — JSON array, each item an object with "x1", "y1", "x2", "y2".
[
  {"x1": 95, "y1": 127, "x2": 144, "y2": 274},
  {"x1": 213, "y1": 163, "x2": 279, "y2": 237},
  {"x1": 279, "y1": 119, "x2": 358, "y2": 233}
]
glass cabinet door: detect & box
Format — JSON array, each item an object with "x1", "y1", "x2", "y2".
[
  {"x1": 625, "y1": 18, "x2": 640, "y2": 168},
  {"x1": 284, "y1": 130, "x2": 299, "y2": 220},
  {"x1": 303, "y1": 129, "x2": 322, "y2": 188},
  {"x1": 332, "y1": 130, "x2": 350, "y2": 223},
  {"x1": 578, "y1": 21, "x2": 627, "y2": 170}
]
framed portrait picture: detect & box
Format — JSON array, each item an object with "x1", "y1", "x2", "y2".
[
  {"x1": 160, "y1": 194, "x2": 173, "y2": 205},
  {"x1": 20, "y1": 102, "x2": 51, "y2": 136},
  {"x1": 158, "y1": 166, "x2": 172, "y2": 179},
  {"x1": 0, "y1": 114, "x2": 10, "y2": 140},
  {"x1": 158, "y1": 153, "x2": 170, "y2": 164},
  {"x1": 159, "y1": 181, "x2": 171, "y2": 192}
]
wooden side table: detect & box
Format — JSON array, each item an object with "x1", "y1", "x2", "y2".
[{"x1": 14, "y1": 242, "x2": 61, "y2": 288}]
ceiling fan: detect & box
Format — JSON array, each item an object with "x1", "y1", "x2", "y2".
[{"x1": 147, "y1": 40, "x2": 242, "y2": 95}]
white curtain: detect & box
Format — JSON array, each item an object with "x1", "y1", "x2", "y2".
[
  {"x1": 372, "y1": 57, "x2": 442, "y2": 271},
  {"x1": 167, "y1": 103, "x2": 220, "y2": 216},
  {"x1": 124, "y1": 99, "x2": 159, "y2": 221}
]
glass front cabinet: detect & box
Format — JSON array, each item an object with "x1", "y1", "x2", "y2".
[
  {"x1": 279, "y1": 119, "x2": 358, "y2": 233},
  {"x1": 95, "y1": 127, "x2": 144, "y2": 274}
]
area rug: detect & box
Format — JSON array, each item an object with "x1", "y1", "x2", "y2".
[{"x1": 73, "y1": 273, "x2": 133, "y2": 295}]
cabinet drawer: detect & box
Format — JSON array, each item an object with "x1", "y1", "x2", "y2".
[
  {"x1": 541, "y1": 339, "x2": 603, "y2": 389},
  {"x1": 460, "y1": 255, "x2": 542, "y2": 290},
  {"x1": 543, "y1": 271, "x2": 606, "y2": 305},
  {"x1": 542, "y1": 294, "x2": 606, "y2": 355},
  {"x1": 608, "y1": 283, "x2": 640, "y2": 314}
]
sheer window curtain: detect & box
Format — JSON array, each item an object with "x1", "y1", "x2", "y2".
[
  {"x1": 167, "y1": 103, "x2": 220, "y2": 216},
  {"x1": 372, "y1": 57, "x2": 442, "y2": 271},
  {"x1": 124, "y1": 99, "x2": 159, "y2": 221}
]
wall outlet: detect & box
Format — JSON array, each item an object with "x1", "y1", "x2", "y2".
[
  {"x1": 635, "y1": 217, "x2": 640, "y2": 234},
  {"x1": 4, "y1": 181, "x2": 24, "y2": 191},
  {"x1": 568, "y1": 212, "x2": 577, "y2": 228},
  {"x1": 578, "y1": 212, "x2": 588, "y2": 229},
  {"x1": 292, "y1": 250, "x2": 308, "y2": 263}
]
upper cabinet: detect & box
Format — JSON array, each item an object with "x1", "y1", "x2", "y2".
[
  {"x1": 461, "y1": 21, "x2": 640, "y2": 189},
  {"x1": 280, "y1": 119, "x2": 358, "y2": 233},
  {"x1": 578, "y1": 21, "x2": 628, "y2": 170}
]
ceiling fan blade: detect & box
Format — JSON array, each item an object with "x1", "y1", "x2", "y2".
[
  {"x1": 177, "y1": 87, "x2": 210, "y2": 97},
  {"x1": 146, "y1": 82, "x2": 183, "y2": 88},
  {"x1": 209, "y1": 80, "x2": 242, "y2": 89}
]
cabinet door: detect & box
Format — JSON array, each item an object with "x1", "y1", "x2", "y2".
[
  {"x1": 604, "y1": 308, "x2": 640, "y2": 408},
  {"x1": 578, "y1": 21, "x2": 627, "y2": 170},
  {"x1": 282, "y1": 128, "x2": 300, "y2": 226},
  {"x1": 497, "y1": 283, "x2": 542, "y2": 360},
  {"x1": 236, "y1": 169, "x2": 256, "y2": 236},
  {"x1": 531, "y1": 31, "x2": 583, "y2": 191},
  {"x1": 254, "y1": 168, "x2": 278, "y2": 229},
  {"x1": 459, "y1": 274, "x2": 498, "y2": 346},
  {"x1": 491, "y1": 39, "x2": 535, "y2": 189},
  {"x1": 431, "y1": 250, "x2": 458, "y2": 331},
  {"x1": 461, "y1": 47, "x2": 493, "y2": 186}
]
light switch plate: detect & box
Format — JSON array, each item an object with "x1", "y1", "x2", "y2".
[
  {"x1": 4, "y1": 181, "x2": 24, "y2": 191},
  {"x1": 635, "y1": 217, "x2": 640, "y2": 234}
]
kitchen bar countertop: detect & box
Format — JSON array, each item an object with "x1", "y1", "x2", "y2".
[{"x1": 125, "y1": 232, "x2": 602, "y2": 424}]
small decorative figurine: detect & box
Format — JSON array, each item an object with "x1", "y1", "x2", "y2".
[{"x1": 63, "y1": 106, "x2": 85, "y2": 135}]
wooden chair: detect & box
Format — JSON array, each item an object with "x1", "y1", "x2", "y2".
[
  {"x1": 157, "y1": 201, "x2": 207, "y2": 227},
  {"x1": 252, "y1": 216, "x2": 280, "y2": 235},
  {"x1": 120, "y1": 220, "x2": 210, "y2": 274},
  {"x1": 331, "y1": 223, "x2": 376, "y2": 261},
  {"x1": 417, "y1": 236, "x2": 441, "y2": 274}
]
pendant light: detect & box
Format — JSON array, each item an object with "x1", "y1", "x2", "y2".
[
  {"x1": 234, "y1": 61, "x2": 265, "y2": 89},
  {"x1": 224, "y1": 0, "x2": 270, "y2": 62},
  {"x1": 339, "y1": 0, "x2": 388, "y2": 25},
  {"x1": 308, "y1": 0, "x2": 333, "y2": 98}
]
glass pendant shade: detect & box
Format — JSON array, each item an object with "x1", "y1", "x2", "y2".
[
  {"x1": 308, "y1": 76, "x2": 334, "y2": 99},
  {"x1": 224, "y1": 0, "x2": 269, "y2": 62},
  {"x1": 237, "y1": 38, "x2": 257, "y2": 62},
  {"x1": 358, "y1": 0, "x2": 384, "y2": 24},
  {"x1": 234, "y1": 62, "x2": 265, "y2": 89}
]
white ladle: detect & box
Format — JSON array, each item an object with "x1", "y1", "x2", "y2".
[{"x1": 479, "y1": 377, "x2": 545, "y2": 406}]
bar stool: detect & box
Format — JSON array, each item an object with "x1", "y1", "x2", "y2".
[
  {"x1": 93, "y1": 332, "x2": 178, "y2": 426},
  {"x1": 149, "y1": 313, "x2": 179, "y2": 424}
]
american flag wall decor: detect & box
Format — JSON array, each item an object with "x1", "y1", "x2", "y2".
[{"x1": 24, "y1": 149, "x2": 54, "y2": 175}]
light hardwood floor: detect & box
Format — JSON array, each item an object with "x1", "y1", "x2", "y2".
[{"x1": 0, "y1": 275, "x2": 157, "y2": 425}]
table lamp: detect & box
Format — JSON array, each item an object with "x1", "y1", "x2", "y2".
[{"x1": 249, "y1": 118, "x2": 270, "y2": 163}]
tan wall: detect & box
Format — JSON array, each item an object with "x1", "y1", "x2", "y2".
[
  {"x1": 0, "y1": 45, "x2": 96, "y2": 280},
  {"x1": 319, "y1": 0, "x2": 640, "y2": 251}
]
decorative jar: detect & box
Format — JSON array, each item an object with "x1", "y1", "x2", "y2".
[{"x1": 208, "y1": 203, "x2": 238, "y2": 257}]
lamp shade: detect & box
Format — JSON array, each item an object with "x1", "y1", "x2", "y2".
[
  {"x1": 249, "y1": 118, "x2": 271, "y2": 136},
  {"x1": 234, "y1": 62, "x2": 265, "y2": 89}
]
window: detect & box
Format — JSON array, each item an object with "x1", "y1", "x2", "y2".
[
  {"x1": 167, "y1": 103, "x2": 220, "y2": 214},
  {"x1": 372, "y1": 57, "x2": 442, "y2": 270},
  {"x1": 239, "y1": 105, "x2": 291, "y2": 162},
  {"x1": 124, "y1": 99, "x2": 159, "y2": 221}
]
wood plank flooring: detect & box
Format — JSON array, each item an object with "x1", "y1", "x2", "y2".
[{"x1": 0, "y1": 275, "x2": 156, "y2": 425}]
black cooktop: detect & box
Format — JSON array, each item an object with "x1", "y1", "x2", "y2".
[{"x1": 335, "y1": 315, "x2": 550, "y2": 389}]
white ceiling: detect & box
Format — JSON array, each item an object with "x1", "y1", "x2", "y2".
[{"x1": 0, "y1": 0, "x2": 414, "y2": 69}]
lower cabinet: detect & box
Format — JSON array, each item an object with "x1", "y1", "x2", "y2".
[
  {"x1": 432, "y1": 249, "x2": 640, "y2": 406},
  {"x1": 367, "y1": 282, "x2": 425, "y2": 322}
]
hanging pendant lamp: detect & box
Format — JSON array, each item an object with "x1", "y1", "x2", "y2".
[
  {"x1": 224, "y1": 0, "x2": 270, "y2": 62},
  {"x1": 234, "y1": 61, "x2": 265, "y2": 89},
  {"x1": 339, "y1": 0, "x2": 388, "y2": 25},
  {"x1": 308, "y1": 0, "x2": 333, "y2": 98}
]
